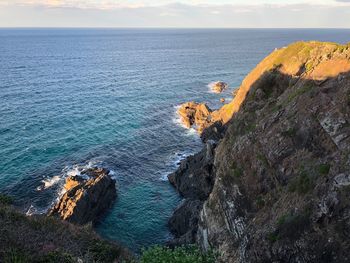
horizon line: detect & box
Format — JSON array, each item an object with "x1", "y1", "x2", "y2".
[{"x1": 0, "y1": 27, "x2": 350, "y2": 30}]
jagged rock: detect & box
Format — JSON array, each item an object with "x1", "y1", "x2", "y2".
[
  {"x1": 49, "y1": 167, "x2": 116, "y2": 225},
  {"x1": 168, "y1": 141, "x2": 216, "y2": 200},
  {"x1": 177, "y1": 102, "x2": 212, "y2": 133},
  {"x1": 167, "y1": 199, "x2": 203, "y2": 246},
  {"x1": 210, "y1": 81, "x2": 228, "y2": 93}
]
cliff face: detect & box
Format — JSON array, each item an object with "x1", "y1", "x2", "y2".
[{"x1": 171, "y1": 41, "x2": 350, "y2": 262}]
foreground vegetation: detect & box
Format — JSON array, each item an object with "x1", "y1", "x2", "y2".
[
  {"x1": 0, "y1": 194, "x2": 215, "y2": 263},
  {"x1": 139, "y1": 245, "x2": 216, "y2": 263}
]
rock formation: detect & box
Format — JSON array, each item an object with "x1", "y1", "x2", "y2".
[
  {"x1": 210, "y1": 81, "x2": 228, "y2": 93},
  {"x1": 169, "y1": 41, "x2": 350, "y2": 262},
  {"x1": 49, "y1": 167, "x2": 116, "y2": 225},
  {"x1": 168, "y1": 141, "x2": 216, "y2": 245},
  {"x1": 177, "y1": 102, "x2": 212, "y2": 132}
]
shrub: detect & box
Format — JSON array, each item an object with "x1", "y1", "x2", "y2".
[
  {"x1": 36, "y1": 251, "x2": 75, "y2": 263},
  {"x1": 0, "y1": 193, "x2": 13, "y2": 205},
  {"x1": 318, "y1": 163, "x2": 331, "y2": 175},
  {"x1": 3, "y1": 248, "x2": 27, "y2": 263},
  {"x1": 256, "y1": 196, "x2": 265, "y2": 209},
  {"x1": 288, "y1": 170, "x2": 312, "y2": 194},
  {"x1": 281, "y1": 127, "x2": 297, "y2": 138},
  {"x1": 268, "y1": 210, "x2": 311, "y2": 242},
  {"x1": 89, "y1": 240, "x2": 121, "y2": 262},
  {"x1": 139, "y1": 245, "x2": 216, "y2": 263}
]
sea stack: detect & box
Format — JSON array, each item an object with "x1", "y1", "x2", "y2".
[{"x1": 49, "y1": 167, "x2": 116, "y2": 225}]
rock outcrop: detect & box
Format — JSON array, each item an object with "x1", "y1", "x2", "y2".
[
  {"x1": 170, "y1": 41, "x2": 350, "y2": 262},
  {"x1": 210, "y1": 81, "x2": 228, "y2": 93},
  {"x1": 49, "y1": 167, "x2": 116, "y2": 225},
  {"x1": 168, "y1": 141, "x2": 216, "y2": 244},
  {"x1": 177, "y1": 102, "x2": 212, "y2": 132}
]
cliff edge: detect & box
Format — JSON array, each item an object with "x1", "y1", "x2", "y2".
[{"x1": 170, "y1": 41, "x2": 350, "y2": 262}]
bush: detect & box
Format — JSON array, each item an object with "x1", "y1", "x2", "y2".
[
  {"x1": 288, "y1": 170, "x2": 312, "y2": 194},
  {"x1": 3, "y1": 248, "x2": 27, "y2": 263},
  {"x1": 318, "y1": 163, "x2": 331, "y2": 175},
  {"x1": 139, "y1": 245, "x2": 216, "y2": 263},
  {"x1": 0, "y1": 194, "x2": 13, "y2": 205},
  {"x1": 89, "y1": 240, "x2": 121, "y2": 262}
]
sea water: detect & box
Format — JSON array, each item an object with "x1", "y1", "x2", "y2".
[{"x1": 0, "y1": 28, "x2": 349, "y2": 251}]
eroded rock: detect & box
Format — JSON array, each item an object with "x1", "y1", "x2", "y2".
[
  {"x1": 48, "y1": 167, "x2": 116, "y2": 225},
  {"x1": 210, "y1": 81, "x2": 228, "y2": 93}
]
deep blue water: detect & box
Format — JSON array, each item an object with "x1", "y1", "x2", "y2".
[{"x1": 0, "y1": 28, "x2": 349, "y2": 251}]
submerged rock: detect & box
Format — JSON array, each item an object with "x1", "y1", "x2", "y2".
[{"x1": 48, "y1": 167, "x2": 116, "y2": 225}]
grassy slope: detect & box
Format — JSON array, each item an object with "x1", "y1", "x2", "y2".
[{"x1": 0, "y1": 196, "x2": 132, "y2": 263}]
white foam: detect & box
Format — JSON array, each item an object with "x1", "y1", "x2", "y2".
[
  {"x1": 159, "y1": 151, "x2": 193, "y2": 181},
  {"x1": 26, "y1": 204, "x2": 46, "y2": 216},
  {"x1": 172, "y1": 105, "x2": 199, "y2": 136},
  {"x1": 108, "y1": 169, "x2": 117, "y2": 180},
  {"x1": 36, "y1": 175, "x2": 62, "y2": 191}
]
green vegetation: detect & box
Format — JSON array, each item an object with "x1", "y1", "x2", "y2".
[
  {"x1": 288, "y1": 170, "x2": 313, "y2": 194},
  {"x1": 3, "y1": 248, "x2": 27, "y2": 263},
  {"x1": 89, "y1": 240, "x2": 123, "y2": 262},
  {"x1": 267, "y1": 232, "x2": 279, "y2": 243},
  {"x1": 271, "y1": 103, "x2": 282, "y2": 113},
  {"x1": 281, "y1": 127, "x2": 297, "y2": 138},
  {"x1": 273, "y1": 42, "x2": 313, "y2": 66},
  {"x1": 318, "y1": 163, "x2": 331, "y2": 175},
  {"x1": 268, "y1": 210, "x2": 311, "y2": 242},
  {"x1": 229, "y1": 162, "x2": 243, "y2": 179},
  {"x1": 257, "y1": 153, "x2": 269, "y2": 167},
  {"x1": 305, "y1": 61, "x2": 314, "y2": 72},
  {"x1": 139, "y1": 245, "x2": 216, "y2": 263},
  {"x1": 0, "y1": 203, "x2": 132, "y2": 263},
  {"x1": 0, "y1": 193, "x2": 13, "y2": 205},
  {"x1": 255, "y1": 196, "x2": 265, "y2": 209},
  {"x1": 286, "y1": 84, "x2": 313, "y2": 104}
]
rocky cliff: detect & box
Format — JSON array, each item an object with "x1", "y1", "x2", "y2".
[{"x1": 170, "y1": 41, "x2": 350, "y2": 262}]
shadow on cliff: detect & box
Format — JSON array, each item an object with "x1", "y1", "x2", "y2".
[{"x1": 201, "y1": 66, "x2": 350, "y2": 142}]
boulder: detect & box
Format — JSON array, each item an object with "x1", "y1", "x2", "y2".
[
  {"x1": 177, "y1": 102, "x2": 212, "y2": 133},
  {"x1": 210, "y1": 81, "x2": 228, "y2": 93},
  {"x1": 48, "y1": 167, "x2": 116, "y2": 225}
]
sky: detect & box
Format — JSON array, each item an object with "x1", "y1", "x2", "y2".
[{"x1": 0, "y1": 0, "x2": 349, "y2": 28}]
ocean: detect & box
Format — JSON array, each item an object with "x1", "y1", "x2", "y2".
[{"x1": 0, "y1": 28, "x2": 349, "y2": 251}]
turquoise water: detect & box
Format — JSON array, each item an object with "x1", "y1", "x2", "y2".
[{"x1": 0, "y1": 29, "x2": 349, "y2": 251}]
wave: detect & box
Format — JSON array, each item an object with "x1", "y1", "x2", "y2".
[
  {"x1": 33, "y1": 159, "x2": 111, "y2": 215},
  {"x1": 36, "y1": 175, "x2": 61, "y2": 191},
  {"x1": 160, "y1": 151, "x2": 193, "y2": 181}
]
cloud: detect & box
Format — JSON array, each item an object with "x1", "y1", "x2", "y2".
[{"x1": 0, "y1": 1, "x2": 349, "y2": 28}]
